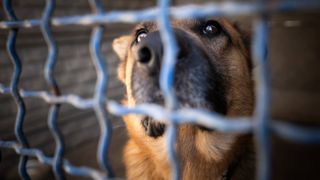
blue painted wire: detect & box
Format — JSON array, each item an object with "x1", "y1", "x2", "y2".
[
  {"x1": 252, "y1": 14, "x2": 271, "y2": 180},
  {"x1": 40, "y1": 0, "x2": 65, "y2": 179},
  {"x1": 1, "y1": 1, "x2": 320, "y2": 29},
  {"x1": 157, "y1": 0, "x2": 180, "y2": 179},
  {"x1": 0, "y1": 1, "x2": 320, "y2": 180},
  {"x1": 89, "y1": 0, "x2": 114, "y2": 178},
  {"x1": 3, "y1": 0, "x2": 30, "y2": 179}
]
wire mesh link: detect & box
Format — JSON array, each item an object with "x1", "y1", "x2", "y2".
[
  {"x1": 89, "y1": 0, "x2": 114, "y2": 177},
  {"x1": 3, "y1": 0, "x2": 30, "y2": 179},
  {"x1": 40, "y1": 0, "x2": 65, "y2": 179},
  {"x1": 252, "y1": 14, "x2": 271, "y2": 180},
  {"x1": 1, "y1": 1, "x2": 320, "y2": 29},
  {"x1": 1, "y1": 0, "x2": 320, "y2": 180},
  {"x1": 157, "y1": 0, "x2": 180, "y2": 179},
  {"x1": 0, "y1": 140, "x2": 105, "y2": 179}
]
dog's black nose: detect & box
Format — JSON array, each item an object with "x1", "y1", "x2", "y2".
[
  {"x1": 135, "y1": 32, "x2": 162, "y2": 71},
  {"x1": 135, "y1": 30, "x2": 187, "y2": 72},
  {"x1": 137, "y1": 46, "x2": 152, "y2": 64}
]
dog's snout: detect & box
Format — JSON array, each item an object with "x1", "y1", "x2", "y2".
[
  {"x1": 135, "y1": 32, "x2": 162, "y2": 70},
  {"x1": 135, "y1": 30, "x2": 189, "y2": 73}
]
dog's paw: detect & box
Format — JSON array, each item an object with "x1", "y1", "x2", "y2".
[{"x1": 142, "y1": 117, "x2": 166, "y2": 138}]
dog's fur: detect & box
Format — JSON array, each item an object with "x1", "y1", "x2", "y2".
[{"x1": 113, "y1": 18, "x2": 255, "y2": 180}]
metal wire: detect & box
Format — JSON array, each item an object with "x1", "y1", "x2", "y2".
[
  {"x1": 3, "y1": 0, "x2": 30, "y2": 179},
  {"x1": 1, "y1": 0, "x2": 320, "y2": 180},
  {"x1": 252, "y1": 13, "x2": 271, "y2": 180},
  {"x1": 89, "y1": 0, "x2": 114, "y2": 177},
  {"x1": 1, "y1": 1, "x2": 320, "y2": 28},
  {"x1": 157, "y1": 0, "x2": 180, "y2": 179},
  {"x1": 41, "y1": 0, "x2": 65, "y2": 179}
]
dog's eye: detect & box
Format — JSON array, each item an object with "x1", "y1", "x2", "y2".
[
  {"x1": 136, "y1": 29, "x2": 148, "y2": 43},
  {"x1": 203, "y1": 20, "x2": 221, "y2": 36}
]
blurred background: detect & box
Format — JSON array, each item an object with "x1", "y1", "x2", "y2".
[{"x1": 0, "y1": 0, "x2": 319, "y2": 179}]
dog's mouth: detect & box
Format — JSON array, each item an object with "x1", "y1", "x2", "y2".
[
  {"x1": 141, "y1": 116, "x2": 166, "y2": 138},
  {"x1": 132, "y1": 50, "x2": 227, "y2": 138},
  {"x1": 139, "y1": 90, "x2": 217, "y2": 138},
  {"x1": 139, "y1": 92, "x2": 166, "y2": 138}
]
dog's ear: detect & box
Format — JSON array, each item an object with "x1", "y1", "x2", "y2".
[{"x1": 112, "y1": 35, "x2": 131, "y2": 60}]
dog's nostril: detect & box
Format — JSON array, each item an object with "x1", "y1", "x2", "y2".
[
  {"x1": 138, "y1": 47, "x2": 152, "y2": 64},
  {"x1": 177, "y1": 49, "x2": 184, "y2": 59}
]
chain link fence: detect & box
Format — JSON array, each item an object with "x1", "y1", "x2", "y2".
[{"x1": 1, "y1": 0, "x2": 320, "y2": 179}]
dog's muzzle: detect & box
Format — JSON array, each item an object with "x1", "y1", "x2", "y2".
[
  {"x1": 131, "y1": 29, "x2": 226, "y2": 138},
  {"x1": 134, "y1": 30, "x2": 188, "y2": 74},
  {"x1": 132, "y1": 30, "x2": 190, "y2": 138}
]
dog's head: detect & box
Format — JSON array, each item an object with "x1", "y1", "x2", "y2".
[
  {"x1": 113, "y1": 18, "x2": 253, "y2": 134},
  {"x1": 113, "y1": 18, "x2": 254, "y2": 178}
]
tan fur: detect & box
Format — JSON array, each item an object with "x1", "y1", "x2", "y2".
[{"x1": 113, "y1": 18, "x2": 254, "y2": 180}]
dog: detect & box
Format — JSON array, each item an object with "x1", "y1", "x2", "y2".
[{"x1": 112, "y1": 18, "x2": 255, "y2": 180}]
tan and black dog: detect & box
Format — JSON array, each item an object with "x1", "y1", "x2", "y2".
[{"x1": 112, "y1": 18, "x2": 255, "y2": 180}]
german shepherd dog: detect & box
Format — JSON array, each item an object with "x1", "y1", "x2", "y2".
[{"x1": 112, "y1": 18, "x2": 255, "y2": 180}]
